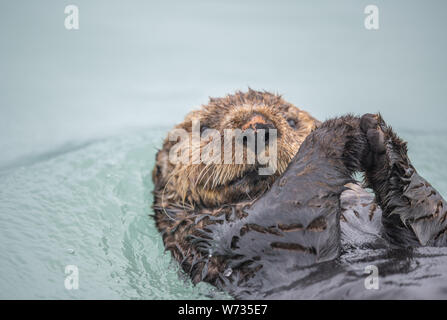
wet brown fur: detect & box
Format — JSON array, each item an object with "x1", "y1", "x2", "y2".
[
  {"x1": 152, "y1": 89, "x2": 319, "y2": 284},
  {"x1": 151, "y1": 92, "x2": 447, "y2": 287}
]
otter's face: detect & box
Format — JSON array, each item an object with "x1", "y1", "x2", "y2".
[{"x1": 154, "y1": 90, "x2": 319, "y2": 208}]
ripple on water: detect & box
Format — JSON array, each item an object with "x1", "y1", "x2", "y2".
[{"x1": 0, "y1": 128, "x2": 228, "y2": 299}]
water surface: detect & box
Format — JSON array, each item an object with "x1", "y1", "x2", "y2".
[{"x1": 1, "y1": 0, "x2": 447, "y2": 299}]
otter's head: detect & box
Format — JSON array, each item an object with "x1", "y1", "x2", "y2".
[{"x1": 153, "y1": 89, "x2": 319, "y2": 208}]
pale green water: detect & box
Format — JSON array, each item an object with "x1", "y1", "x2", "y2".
[
  {"x1": 1, "y1": 0, "x2": 447, "y2": 299},
  {"x1": 0, "y1": 128, "x2": 229, "y2": 299}
]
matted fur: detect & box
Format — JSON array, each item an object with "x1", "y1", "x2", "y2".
[{"x1": 151, "y1": 92, "x2": 447, "y2": 292}]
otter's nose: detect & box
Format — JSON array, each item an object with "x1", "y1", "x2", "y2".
[
  {"x1": 242, "y1": 114, "x2": 275, "y2": 142},
  {"x1": 242, "y1": 115, "x2": 275, "y2": 131}
]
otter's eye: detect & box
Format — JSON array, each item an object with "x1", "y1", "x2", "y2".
[
  {"x1": 200, "y1": 125, "x2": 209, "y2": 134},
  {"x1": 287, "y1": 119, "x2": 297, "y2": 128}
]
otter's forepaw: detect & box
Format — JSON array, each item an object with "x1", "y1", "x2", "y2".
[
  {"x1": 360, "y1": 113, "x2": 386, "y2": 155},
  {"x1": 359, "y1": 114, "x2": 447, "y2": 247},
  {"x1": 359, "y1": 113, "x2": 388, "y2": 171}
]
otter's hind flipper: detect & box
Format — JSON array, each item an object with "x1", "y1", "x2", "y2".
[{"x1": 361, "y1": 114, "x2": 447, "y2": 247}]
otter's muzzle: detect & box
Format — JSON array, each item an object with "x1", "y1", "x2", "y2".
[{"x1": 242, "y1": 115, "x2": 276, "y2": 142}]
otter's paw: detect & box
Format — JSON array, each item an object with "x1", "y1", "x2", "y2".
[
  {"x1": 359, "y1": 113, "x2": 388, "y2": 170},
  {"x1": 360, "y1": 113, "x2": 386, "y2": 155},
  {"x1": 359, "y1": 114, "x2": 447, "y2": 247}
]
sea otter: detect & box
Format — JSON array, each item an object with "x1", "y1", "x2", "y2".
[{"x1": 151, "y1": 89, "x2": 447, "y2": 294}]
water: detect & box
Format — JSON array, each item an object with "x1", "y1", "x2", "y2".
[
  {"x1": 1, "y1": 0, "x2": 447, "y2": 299},
  {"x1": 0, "y1": 128, "x2": 231, "y2": 299},
  {"x1": 0, "y1": 128, "x2": 446, "y2": 299}
]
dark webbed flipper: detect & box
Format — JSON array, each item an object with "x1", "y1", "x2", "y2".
[
  {"x1": 155, "y1": 112, "x2": 446, "y2": 293},
  {"x1": 361, "y1": 114, "x2": 447, "y2": 247},
  {"x1": 205, "y1": 115, "x2": 370, "y2": 287}
]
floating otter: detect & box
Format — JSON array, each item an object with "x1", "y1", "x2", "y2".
[{"x1": 151, "y1": 89, "x2": 447, "y2": 294}]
